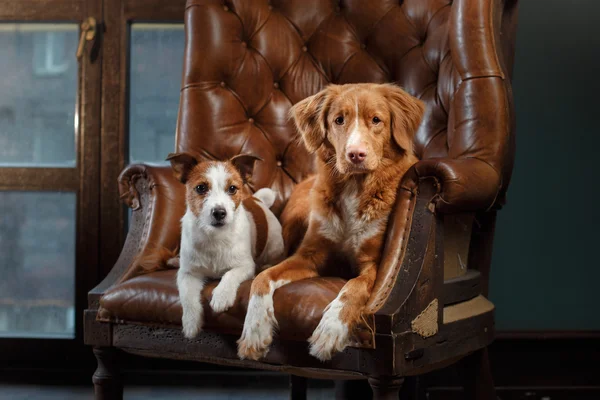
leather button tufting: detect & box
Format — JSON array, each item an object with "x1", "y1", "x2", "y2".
[{"x1": 178, "y1": 0, "x2": 516, "y2": 225}]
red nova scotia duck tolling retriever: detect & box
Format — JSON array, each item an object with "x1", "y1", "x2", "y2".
[{"x1": 237, "y1": 83, "x2": 425, "y2": 361}]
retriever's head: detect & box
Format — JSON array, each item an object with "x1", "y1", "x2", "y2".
[{"x1": 290, "y1": 83, "x2": 424, "y2": 174}]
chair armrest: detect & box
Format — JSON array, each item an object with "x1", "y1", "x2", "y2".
[
  {"x1": 364, "y1": 160, "x2": 483, "y2": 335},
  {"x1": 413, "y1": 158, "x2": 502, "y2": 213},
  {"x1": 88, "y1": 164, "x2": 185, "y2": 309},
  {"x1": 364, "y1": 166, "x2": 440, "y2": 319}
]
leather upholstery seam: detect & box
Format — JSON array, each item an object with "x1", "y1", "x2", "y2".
[
  {"x1": 366, "y1": 5, "x2": 397, "y2": 39},
  {"x1": 416, "y1": 80, "x2": 437, "y2": 102},
  {"x1": 399, "y1": 3, "x2": 418, "y2": 32},
  {"x1": 334, "y1": 51, "x2": 359, "y2": 83},
  {"x1": 420, "y1": 46, "x2": 437, "y2": 77},
  {"x1": 247, "y1": 7, "x2": 271, "y2": 43},
  {"x1": 437, "y1": 51, "x2": 452, "y2": 116},
  {"x1": 277, "y1": 11, "x2": 333, "y2": 83},
  {"x1": 113, "y1": 291, "x2": 143, "y2": 310},
  {"x1": 488, "y1": 0, "x2": 505, "y2": 80},
  {"x1": 424, "y1": 4, "x2": 451, "y2": 39},
  {"x1": 184, "y1": 1, "x2": 204, "y2": 11},
  {"x1": 421, "y1": 127, "x2": 446, "y2": 156},
  {"x1": 464, "y1": 156, "x2": 503, "y2": 210},
  {"x1": 341, "y1": 11, "x2": 390, "y2": 79}
]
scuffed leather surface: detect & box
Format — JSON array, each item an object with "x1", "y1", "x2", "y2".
[
  {"x1": 98, "y1": 270, "x2": 346, "y2": 341},
  {"x1": 116, "y1": 164, "x2": 186, "y2": 282}
]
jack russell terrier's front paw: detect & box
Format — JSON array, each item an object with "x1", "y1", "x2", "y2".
[
  {"x1": 209, "y1": 282, "x2": 237, "y2": 313},
  {"x1": 308, "y1": 299, "x2": 350, "y2": 361},
  {"x1": 237, "y1": 294, "x2": 277, "y2": 360},
  {"x1": 181, "y1": 308, "x2": 204, "y2": 339}
]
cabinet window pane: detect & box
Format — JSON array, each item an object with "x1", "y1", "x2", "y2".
[
  {"x1": 129, "y1": 24, "x2": 184, "y2": 163},
  {"x1": 0, "y1": 24, "x2": 78, "y2": 167},
  {"x1": 0, "y1": 192, "x2": 76, "y2": 338}
]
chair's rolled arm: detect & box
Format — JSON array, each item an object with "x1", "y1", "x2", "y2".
[
  {"x1": 88, "y1": 164, "x2": 185, "y2": 308},
  {"x1": 413, "y1": 158, "x2": 502, "y2": 213},
  {"x1": 365, "y1": 158, "x2": 496, "y2": 335},
  {"x1": 364, "y1": 166, "x2": 440, "y2": 317}
]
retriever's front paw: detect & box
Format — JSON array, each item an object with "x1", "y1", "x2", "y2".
[
  {"x1": 181, "y1": 309, "x2": 203, "y2": 339},
  {"x1": 237, "y1": 294, "x2": 276, "y2": 360},
  {"x1": 210, "y1": 282, "x2": 237, "y2": 313},
  {"x1": 308, "y1": 300, "x2": 350, "y2": 361}
]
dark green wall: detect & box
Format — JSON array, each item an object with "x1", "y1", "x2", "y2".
[{"x1": 489, "y1": 1, "x2": 600, "y2": 330}]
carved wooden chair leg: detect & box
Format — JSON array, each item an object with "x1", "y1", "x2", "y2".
[
  {"x1": 289, "y1": 375, "x2": 307, "y2": 400},
  {"x1": 92, "y1": 347, "x2": 123, "y2": 400},
  {"x1": 462, "y1": 347, "x2": 496, "y2": 400},
  {"x1": 368, "y1": 376, "x2": 405, "y2": 400}
]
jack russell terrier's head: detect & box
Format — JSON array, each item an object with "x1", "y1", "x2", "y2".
[
  {"x1": 290, "y1": 83, "x2": 424, "y2": 174},
  {"x1": 167, "y1": 153, "x2": 262, "y2": 229}
]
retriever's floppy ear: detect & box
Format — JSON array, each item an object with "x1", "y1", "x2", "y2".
[
  {"x1": 384, "y1": 84, "x2": 425, "y2": 155},
  {"x1": 166, "y1": 152, "x2": 198, "y2": 183},
  {"x1": 289, "y1": 85, "x2": 338, "y2": 153},
  {"x1": 230, "y1": 154, "x2": 263, "y2": 183}
]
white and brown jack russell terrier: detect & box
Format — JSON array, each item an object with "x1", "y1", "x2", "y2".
[{"x1": 166, "y1": 153, "x2": 284, "y2": 339}]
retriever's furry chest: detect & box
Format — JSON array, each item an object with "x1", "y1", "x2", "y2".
[{"x1": 312, "y1": 181, "x2": 388, "y2": 254}]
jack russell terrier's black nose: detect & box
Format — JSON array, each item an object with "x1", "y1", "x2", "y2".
[{"x1": 212, "y1": 207, "x2": 227, "y2": 221}]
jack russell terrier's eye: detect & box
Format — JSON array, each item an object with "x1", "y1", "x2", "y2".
[
  {"x1": 227, "y1": 185, "x2": 238, "y2": 195},
  {"x1": 334, "y1": 116, "x2": 344, "y2": 125},
  {"x1": 195, "y1": 184, "x2": 208, "y2": 194},
  {"x1": 372, "y1": 116, "x2": 381, "y2": 125}
]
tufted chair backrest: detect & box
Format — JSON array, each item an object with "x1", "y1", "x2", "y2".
[{"x1": 177, "y1": 0, "x2": 518, "y2": 214}]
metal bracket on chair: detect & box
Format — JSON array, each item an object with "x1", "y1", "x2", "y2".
[{"x1": 404, "y1": 348, "x2": 425, "y2": 361}]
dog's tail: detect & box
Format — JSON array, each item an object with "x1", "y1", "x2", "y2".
[
  {"x1": 136, "y1": 246, "x2": 180, "y2": 273},
  {"x1": 253, "y1": 188, "x2": 276, "y2": 208}
]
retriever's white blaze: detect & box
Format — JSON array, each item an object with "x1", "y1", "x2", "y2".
[
  {"x1": 237, "y1": 280, "x2": 289, "y2": 360},
  {"x1": 308, "y1": 291, "x2": 350, "y2": 361},
  {"x1": 346, "y1": 98, "x2": 363, "y2": 148},
  {"x1": 312, "y1": 181, "x2": 384, "y2": 253}
]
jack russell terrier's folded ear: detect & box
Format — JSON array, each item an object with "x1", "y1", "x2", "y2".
[
  {"x1": 166, "y1": 152, "x2": 198, "y2": 184},
  {"x1": 230, "y1": 154, "x2": 263, "y2": 184}
]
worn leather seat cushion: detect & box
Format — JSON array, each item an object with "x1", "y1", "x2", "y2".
[{"x1": 98, "y1": 270, "x2": 346, "y2": 341}]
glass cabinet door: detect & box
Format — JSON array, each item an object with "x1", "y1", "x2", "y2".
[{"x1": 0, "y1": 0, "x2": 102, "y2": 362}]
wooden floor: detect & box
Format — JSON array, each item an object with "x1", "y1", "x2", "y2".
[{"x1": 0, "y1": 383, "x2": 334, "y2": 400}]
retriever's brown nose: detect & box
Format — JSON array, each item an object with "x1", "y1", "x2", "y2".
[{"x1": 347, "y1": 146, "x2": 367, "y2": 164}]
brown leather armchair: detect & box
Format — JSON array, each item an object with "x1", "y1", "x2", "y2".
[{"x1": 85, "y1": 0, "x2": 519, "y2": 398}]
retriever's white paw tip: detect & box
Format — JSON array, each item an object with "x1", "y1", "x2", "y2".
[
  {"x1": 308, "y1": 303, "x2": 349, "y2": 361},
  {"x1": 237, "y1": 294, "x2": 277, "y2": 360}
]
